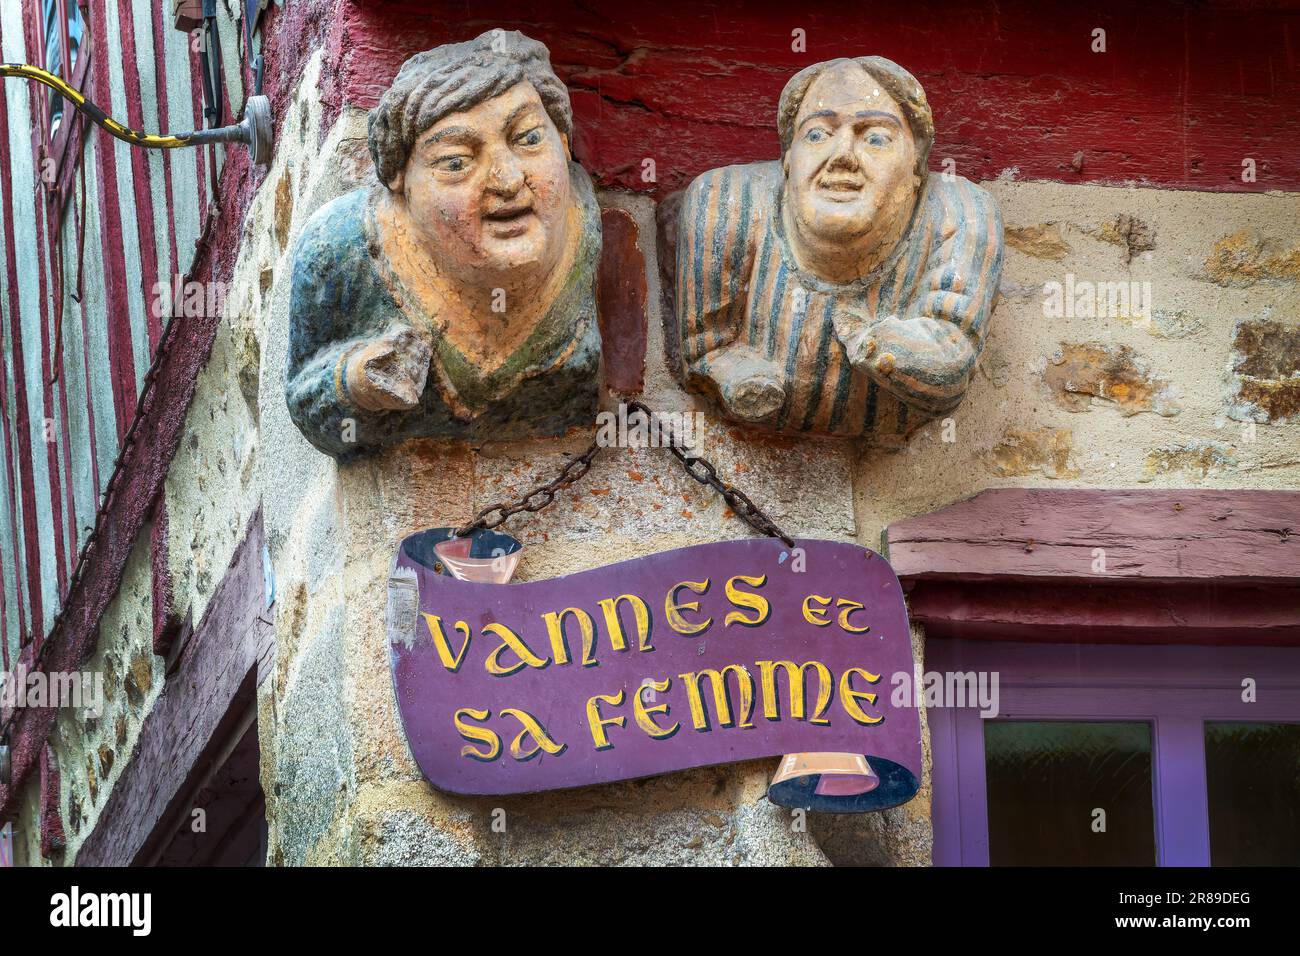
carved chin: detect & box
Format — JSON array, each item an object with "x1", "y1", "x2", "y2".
[
  {"x1": 474, "y1": 223, "x2": 553, "y2": 270},
  {"x1": 800, "y1": 198, "x2": 880, "y2": 241}
]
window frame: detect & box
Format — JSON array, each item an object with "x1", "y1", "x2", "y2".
[
  {"x1": 928, "y1": 640, "x2": 1300, "y2": 867},
  {"x1": 32, "y1": 0, "x2": 93, "y2": 236}
]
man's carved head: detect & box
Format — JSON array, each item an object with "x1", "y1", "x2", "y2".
[
  {"x1": 368, "y1": 30, "x2": 576, "y2": 283},
  {"x1": 777, "y1": 57, "x2": 934, "y2": 252}
]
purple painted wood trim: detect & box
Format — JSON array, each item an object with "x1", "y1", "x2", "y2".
[
  {"x1": 1153, "y1": 717, "x2": 1210, "y2": 867},
  {"x1": 926, "y1": 640, "x2": 1300, "y2": 867},
  {"x1": 888, "y1": 489, "x2": 1300, "y2": 586},
  {"x1": 927, "y1": 704, "x2": 960, "y2": 866}
]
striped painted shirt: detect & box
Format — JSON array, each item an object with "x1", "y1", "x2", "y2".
[{"x1": 675, "y1": 161, "x2": 1003, "y2": 442}]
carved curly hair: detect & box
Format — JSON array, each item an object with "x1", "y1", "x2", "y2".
[
  {"x1": 368, "y1": 29, "x2": 573, "y2": 189},
  {"x1": 776, "y1": 56, "x2": 934, "y2": 178}
]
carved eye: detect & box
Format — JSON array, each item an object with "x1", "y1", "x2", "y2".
[
  {"x1": 866, "y1": 131, "x2": 893, "y2": 149},
  {"x1": 436, "y1": 155, "x2": 470, "y2": 173},
  {"x1": 517, "y1": 127, "x2": 544, "y2": 147},
  {"x1": 804, "y1": 127, "x2": 830, "y2": 144}
]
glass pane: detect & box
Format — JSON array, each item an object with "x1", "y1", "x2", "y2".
[
  {"x1": 984, "y1": 721, "x2": 1155, "y2": 866},
  {"x1": 1206, "y1": 722, "x2": 1300, "y2": 866},
  {"x1": 44, "y1": 2, "x2": 84, "y2": 129}
]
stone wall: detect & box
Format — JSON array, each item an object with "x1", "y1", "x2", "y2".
[{"x1": 14, "y1": 49, "x2": 1298, "y2": 867}]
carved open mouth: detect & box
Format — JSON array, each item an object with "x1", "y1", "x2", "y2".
[
  {"x1": 482, "y1": 202, "x2": 535, "y2": 237},
  {"x1": 817, "y1": 178, "x2": 865, "y2": 199}
]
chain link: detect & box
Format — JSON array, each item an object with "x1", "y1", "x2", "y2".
[
  {"x1": 628, "y1": 401, "x2": 795, "y2": 548},
  {"x1": 456, "y1": 402, "x2": 795, "y2": 549},
  {"x1": 455, "y1": 437, "x2": 605, "y2": 537}
]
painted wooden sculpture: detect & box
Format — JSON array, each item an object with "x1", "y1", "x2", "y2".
[
  {"x1": 287, "y1": 30, "x2": 601, "y2": 459},
  {"x1": 674, "y1": 57, "x2": 1003, "y2": 442}
]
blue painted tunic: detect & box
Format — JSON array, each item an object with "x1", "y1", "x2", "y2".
[{"x1": 286, "y1": 164, "x2": 602, "y2": 459}]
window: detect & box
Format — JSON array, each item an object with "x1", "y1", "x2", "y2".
[
  {"x1": 43, "y1": 0, "x2": 85, "y2": 138},
  {"x1": 929, "y1": 641, "x2": 1300, "y2": 866},
  {"x1": 31, "y1": 0, "x2": 93, "y2": 230}
]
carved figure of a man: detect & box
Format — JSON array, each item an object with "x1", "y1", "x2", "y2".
[
  {"x1": 674, "y1": 57, "x2": 1003, "y2": 442},
  {"x1": 287, "y1": 30, "x2": 601, "y2": 458}
]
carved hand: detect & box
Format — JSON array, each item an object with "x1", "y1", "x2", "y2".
[
  {"x1": 344, "y1": 329, "x2": 431, "y2": 412},
  {"x1": 836, "y1": 312, "x2": 897, "y2": 377}
]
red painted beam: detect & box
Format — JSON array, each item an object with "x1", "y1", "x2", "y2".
[
  {"x1": 38, "y1": 743, "x2": 65, "y2": 859},
  {"x1": 906, "y1": 581, "x2": 1300, "y2": 645},
  {"x1": 888, "y1": 488, "x2": 1300, "y2": 645},
  {"x1": 887, "y1": 488, "x2": 1299, "y2": 587},
  {"x1": 329, "y1": 0, "x2": 1300, "y2": 195}
]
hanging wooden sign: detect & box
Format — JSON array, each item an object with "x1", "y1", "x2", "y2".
[{"x1": 388, "y1": 529, "x2": 922, "y2": 811}]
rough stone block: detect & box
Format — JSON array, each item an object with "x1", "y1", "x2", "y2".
[
  {"x1": 1205, "y1": 230, "x2": 1300, "y2": 286},
  {"x1": 1004, "y1": 222, "x2": 1071, "y2": 260},
  {"x1": 1226, "y1": 319, "x2": 1300, "y2": 423},
  {"x1": 983, "y1": 427, "x2": 1080, "y2": 479},
  {"x1": 1044, "y1": 343, "x2": 1180, "y2": 417},
  {"x1": 1142, "y1": 441, "x2": 1236, "y2": 482}
]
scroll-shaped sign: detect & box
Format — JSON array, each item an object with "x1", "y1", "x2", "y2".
[{"x1": 388, "y1": 531, "x2": 922, "y2": 811}]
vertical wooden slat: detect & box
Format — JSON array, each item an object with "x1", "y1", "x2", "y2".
[
  {"x1": 160, "y1": 9, "x2": 200, "y2": 279},
  {"x1": 0, "y1": 224, "x2": 26, "y2": 658},
  {"x1": 76, "y1": 150, "x2": 116, "y2": 499},
  {"x1": 86, "y1": 0, "x2": 137, "y2": 443},
  {"x1": 101, "y1": 0, "x2": 150, "y2": 394},
  {"x1": 0, "y1": 8, "x2": 45, "y2": 644},
  {"x1": 20, "y1": 0, "x2": 70, "y2": 602},
  {"x1": 0, "y1": 163, "x2": 27, "y2": 659},
  {"x1": 151, "y1": 0, "x2": 180, "y2": 288}
]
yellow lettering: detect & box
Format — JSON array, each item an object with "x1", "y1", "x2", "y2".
[
  {"x1": 801, "y1": 595, "x2": 832, "y2": 627},
  {"x1": 543, "y1": 607, "x2": 596, "y2": 666},
  {"x1": 755, "y1": 660, "x2": 833, "y2": 724},
  {"x1": 724, "y1": 574, "x2": 770, "y2": 628},
  {"x1": 840, "y1": 667, "x2": 884, "y2": 725},
  {"x1": 665, "y1": 579, "x2": 712, "y2": 635},
  {"x1": 679, "y1": 666, "x2": 755, "y2": 730},
  {"x1": 598, "y1": 594, "x2": 653, "y2": 652},
  {"x1": 454, "y1": 707, "x2": 501, "y2": 761},
  {"x1": 500, "y1": 708, "x2": 566, "y2": 760},
  {"x1": 836, "y1": 599, "x2": 870, "y2": 633},
  {"x1": 634, "y1": 677, "x2": 679, "y2": 739},
  {"x1": 586, "y1": 690, "x2": 626, "y2": 750},
  {"x1": 423, "y1": 614, "x2": 472, "y2": 671},
  {"x1": 483, "y1": 622, "x2": 549, "y2": 676}
]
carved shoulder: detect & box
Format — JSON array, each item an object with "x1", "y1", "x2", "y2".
[
  {"x1": 288, "y1": 188, "x2": 400, "y2": 367},
  {"x1": 677, "y1": 161, "x2": 779, "y2": 324},
  {"x1": 921, "y1": 173, "x2": 1004, "y2": 260}
]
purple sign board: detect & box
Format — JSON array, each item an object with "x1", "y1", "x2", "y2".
[{"x1": 388, "y1": 532, "x2": 922, "y2": 811}]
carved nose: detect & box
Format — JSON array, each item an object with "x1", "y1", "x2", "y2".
[
  {"x1": 826, "y1": 144, "x2": 860, "y2": 173},
  {"x1": 824, "y1": 126, "x2": 862, "y2": 172},
  {"x1": 486, "y1": 158, "x2": 525, "y2": 196}
]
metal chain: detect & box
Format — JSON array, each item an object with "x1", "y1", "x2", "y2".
[
  {"x1": 627, "y1": 401, "x2": 795, "y2": 548},
  {"x1": 455, "y1": 437, "x2": 605, "y2": 536},
  {"x1": 456, "y1": 402, "x2": 795, "y2": 549}
]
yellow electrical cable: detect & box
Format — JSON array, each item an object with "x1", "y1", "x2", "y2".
[{"x1": 1, "y1": 62, "x2": 190, "y2": 148}]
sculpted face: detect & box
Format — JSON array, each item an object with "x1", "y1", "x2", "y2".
[
  {"x1": 396, "y1": 81, "x2": 572, "y2": 285},
  {"x1": 784, "y1": 62, "x2": 919, "y2": 248}
]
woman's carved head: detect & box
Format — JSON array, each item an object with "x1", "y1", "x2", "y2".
[{"x1": 369, "y1": 31, "x2": 576, "y2": 282}]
